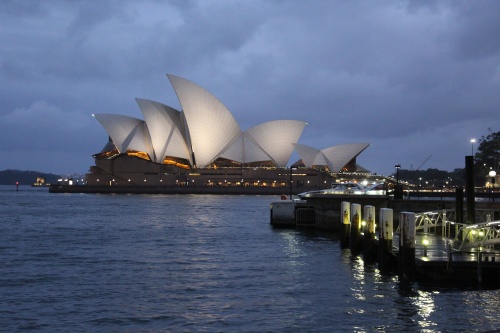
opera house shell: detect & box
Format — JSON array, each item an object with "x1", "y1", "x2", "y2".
[{"x1": 84, "y1": 74, "x2": 371, "y2": 193}]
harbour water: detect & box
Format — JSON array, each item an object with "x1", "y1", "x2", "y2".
[{"x1": 1, "y1": 186, "x2": 499, "y2": 332}]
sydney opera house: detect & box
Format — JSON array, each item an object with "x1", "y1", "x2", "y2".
[{"x1": 83, "y1": 74, "x2": 371, "y2": 193}]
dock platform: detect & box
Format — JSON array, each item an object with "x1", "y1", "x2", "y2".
[
  {"x1": 406, "y1": 233, "x2": 500, "y2": 287},
  {"x1": 270, "y1": 197, "x2": 500, "y2": 287}
]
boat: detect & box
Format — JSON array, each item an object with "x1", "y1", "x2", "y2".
[{"x1": 298, "y1": 182, "x2": 387, "y2": 198}]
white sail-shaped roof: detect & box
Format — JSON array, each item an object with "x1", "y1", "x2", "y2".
[
  {"x1": 167, "y1": 74, "x2": 242, "y2": 168},
  {"x1": 242, "y1": 132, "x2": 274, "y2": 163},
  {"x1": 319, "y1": 143, "x2": 370, "y2": 172},
  {"x1": 135, "y1": 98, "x2": 191, "y2": 164},
  {"x1": 93, "y1": 114, "x2": 154, "y2": 159},
  {"x1": 92, "y1": 75, "x2": 371, "y2": 171},
  {"x1": 293, "y1": 144, "x2": 321, "y2": 168},
  {"x1": 219, "y1": 132, "x2": 272, "y2": 164},
  {"x1": 294, "y1": 142, "x2": 370, "y2": 172},
  {"x1": 218, "y1": 134, "x2": 244, "y2": 162},
  {"x1": 244, "y1": 120, "x2": 306, "y2": 167}
]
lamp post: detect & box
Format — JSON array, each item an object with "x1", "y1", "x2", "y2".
[
  {"x1": 470, "y1": 138, "x2": 476, "y2": 157},
  {"x1": 489, "y1": 170, "x2": 496, "y2": 202},
  {"x1": 418, "y1": 177, "x2": 422, "y2": 200},
  {"x1": 395, "y1": 164, "x2": 401, "y2": 199},
  {"x1": 289, "y1": 167, "x2": 297, "y2": 199}
]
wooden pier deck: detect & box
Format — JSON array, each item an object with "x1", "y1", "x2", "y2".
[{"x1": 391, "y1": 231, "x2": 500, "y2": 287}]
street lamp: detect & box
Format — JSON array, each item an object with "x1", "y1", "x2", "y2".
[
  {"x1": 418, "y1": 177, "x2": 422, "y2": 200},
  {"x1": 289, "y1": 167, "x2": 297, "y2": 199},
  {"x1": 470, "y1": 138, "x2": 476, "y2": 157},
  {"x1": 489, "y1": 170, "x2": 497, "y2": 186},
  {"x1": 395, "y1": 164, "x2": 401, "y2": 199},
  {"x1": 489, "y1": 170, "x2": 496, "y2": 202}
]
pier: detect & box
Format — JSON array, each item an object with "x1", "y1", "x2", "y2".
[
  {"x1": 270, "y1": 195, "x2": 500, "y2": 287},
  {"x1": 393, "y1": 211, "x2": 500, "y2": 287}
]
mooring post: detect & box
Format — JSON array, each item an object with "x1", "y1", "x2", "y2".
[
  {"x1": 441, "y1": 209, "x2": 447, "y2": 237},
  {"x1": 455, "y1": 187, "x2": 464, "y2": 228},
  {"x1": 477, "y1": 250, "x2": 483, "y2": 286},
  {"x1": 399, "y1": 212, "x2": 416, "y2": 282},
  {"x1": 465, "y1": 156, "x2": 475, "y2": 224},
  {"x1": 363, "y1": 205, "x2": 376, "y2": 262},
  {"x1": 378, "y1": 208, "x2": 393, "y2": 273},
  {"x1": 340, "y1": 201, "x2": 351, "y2": 248},
  {"x1": 447, "y1": 242, "x2": 453, "y2": 272},
  {"x1": 350, "y1": 203, "x2": 362, "y2": 254}
]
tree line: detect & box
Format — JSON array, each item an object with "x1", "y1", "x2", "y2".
[
  {"x1": 0, "y1": 170, "x2": 60, "y2": 185},
  {"x1": 394, "y1": 129, "x2": 499, "y2": 188}
]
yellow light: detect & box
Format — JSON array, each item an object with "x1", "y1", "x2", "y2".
[
  {"x1": 423, "y1": 239, "x2": 429, "y2": 246},
  {"x1": 361, "y1": 220, "x2": 366, "y2": 227}
]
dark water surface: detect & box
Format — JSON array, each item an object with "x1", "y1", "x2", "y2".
[{"x1": 1, "y1": 186, "x2": 499, "y2": 332}]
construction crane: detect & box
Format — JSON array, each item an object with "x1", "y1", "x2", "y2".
[{"x1": 416, "y1": 155, "x2": 432, "y2": 171}]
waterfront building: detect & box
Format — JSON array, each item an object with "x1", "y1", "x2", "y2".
[{"x1": 85, "y1": 74, "x2": 372, "y2": 191}]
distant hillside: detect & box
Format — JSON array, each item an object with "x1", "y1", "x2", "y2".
[{"x1": 0, "y1": 169, "x2": 61, "y2": 185}]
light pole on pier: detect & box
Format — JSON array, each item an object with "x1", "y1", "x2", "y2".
[
  {"x1": 489, "y1": 170, "x2": 496, "y2": 202},
  {"x1": 395, "y1": 164, "x2": 401, "y2": 199},
  {"x1": 418, "y1": 177, "x2": 422, "y2": 200},
  {"x1": 289, "y1": 167, "x2": 296, "y2": 199},
  {"x1": 470, "y1": 138, "x2": 476, "y2": 157}
]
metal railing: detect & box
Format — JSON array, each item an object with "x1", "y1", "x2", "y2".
[
  {"x1": 396, "y1": 209, "x2": 497, "y2": 235},
  {"x1": 452, "y1": 221, "x2": 500, "y2": 251}
]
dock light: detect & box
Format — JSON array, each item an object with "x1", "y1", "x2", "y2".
[
  {"x1": 489, "y1": 170, "x2": 497, "y2": 185},
  {"x1": 489, "y1": 170, "x2": 496, "y2": 202},
  {"x1": 423, "y1": 238, "x2": 429, "y2": 257},
  {"x1": 479, "y1": 231, "x2": 484, "y2": 238},
  {"x1": 470, "y1": 138, "x2": 476, "y2": 156}
]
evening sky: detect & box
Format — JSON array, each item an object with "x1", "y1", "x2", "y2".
[{"x1": 1, "y1": 0, "x2": 499, "y2": 176}]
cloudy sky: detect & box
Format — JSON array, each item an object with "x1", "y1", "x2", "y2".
[{"x1": 1, "y1": 0, "x2": 499, "y2": 176}]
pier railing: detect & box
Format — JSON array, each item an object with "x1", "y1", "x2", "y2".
[
  {"x1": 394, "y1": 210, "x2": 500, "y2": 251},
  {"x1": 452, "y1": 221, "x2": 500, "y2": 251},
  {"x1": 414, "y1": 211, "x2": 446, "y2": 233}
]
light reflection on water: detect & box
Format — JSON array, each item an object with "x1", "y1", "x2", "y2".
[{"x1": 0, "y1": 187, "x2": 499, "y2": 332}]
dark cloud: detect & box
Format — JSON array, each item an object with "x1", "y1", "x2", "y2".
[{"x1": 1, "y1": 0, "x2": 499, "y2": 175}]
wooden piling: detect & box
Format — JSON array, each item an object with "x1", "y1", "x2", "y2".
[
  {"x1": 363, "y1": 205, "x2": 376, "y2": 262},
  {"x1": 350, "y1": 203, "x2": 362, "y2": 254},
  {"x1": 340, "y1": 201, "x2": 350, "y2": 248},
  {"x1": 399, "y1": 212, "x2": 416, "y2": 282},
  {"x1": 378, "y1": 208, "x2": 394, "y2": 273},
  {"x1": 455, "y1": 187, "x2": 464, "y2": 227},
  {"x1": 465, "y1": 156, "x2": 475, "y2": 223},
  {"x1": 477, "y1": 251, "x2": 483, "y2": 285}
]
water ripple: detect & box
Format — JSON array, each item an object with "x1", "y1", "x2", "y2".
[{"x1": 1, "y1": 187, "x2": 500, "y2": 332}]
